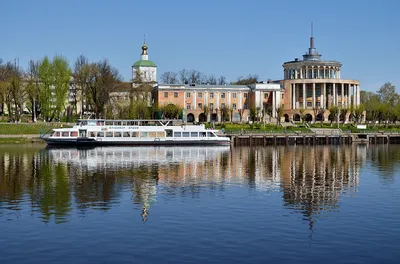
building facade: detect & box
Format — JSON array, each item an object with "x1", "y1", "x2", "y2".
[
  {"x1": 281, "y1": 33, "x2": 360, "y2": 122},
  {"x1": 154, "y1": 83, "x2": 281, "y2": 123}
]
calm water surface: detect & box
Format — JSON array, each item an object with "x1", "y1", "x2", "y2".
[{"x1": 0, "y1": 144, "x2": 399, "y2": 264}]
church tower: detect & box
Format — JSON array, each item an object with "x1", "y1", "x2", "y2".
[{"x1": 132, "y1": 41, "x2": 157, "y2": 83}]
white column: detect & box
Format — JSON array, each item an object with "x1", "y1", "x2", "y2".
[
  {"x1": 292, "y1": 84, "x2": 296, "y2": 110},
  {"x1": 347, "y1": 85, "x2": 351, "y2": 108},
  {"x1": 357, "y1": 85, "x2": 360, "y2": 106},
  {"x1": 228, "y1": 91, "x2": 231, "y2": 108},
  {"x1": 272, "y1": 91, "x2": 276, "y2": 118},
  {"x1": 239, "y1": 92, "x2": 242, "y2": 109},
  {"x1": 193, "y1": 91, "x2": 196, "y2": 110},
  {"x1": 322, "y1": 83, "x2": 326, "y2": 108},
  {"x1": 353, "y1": 85, "x2": 356, "y2": 106},
  {"x1": 205, "y1": 91, "x2": 208, "y2": 106},
  {"x1": 311, "y1": 66, "x2": 314, "y2": 79},
  {"x1": 302, "y1": 83, "x2": 306, "y2": 109},
  {"x1": 341, "y1": 83, "x2": 344, "y2": 107},
  {"x1": 312, "y1": 83, "x2": 316, "y2": 108},
  {"x1": 216, "y1": 92, "x2": 219, "y2": 109},
  {"x1": 332, "y1": 83, "x2": 336, "y2": 106}
]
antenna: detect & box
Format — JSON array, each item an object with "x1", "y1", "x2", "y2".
[{"x1": 311, "y1": 22, "x2": 313, "y2": 38}]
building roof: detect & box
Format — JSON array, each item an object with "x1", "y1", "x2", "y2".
[{"x1": 133, "y1": 60, "x2": 157, "y2": 68}]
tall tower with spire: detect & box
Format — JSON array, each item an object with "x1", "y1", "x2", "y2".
[
  {"x1": 132, "y1": 41, "x2": 157, "y2": 83},
  {"x1": 302, "y1": 23, "x2": 322, "y2": 61}
]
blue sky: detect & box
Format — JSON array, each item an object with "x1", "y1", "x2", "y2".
[{"x1": 1, "y1": 0, "x2": 399, "y2": 92}]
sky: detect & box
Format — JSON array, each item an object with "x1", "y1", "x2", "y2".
[{"x1": 0, "y1": 0, "x2": 399, "y2": 92}]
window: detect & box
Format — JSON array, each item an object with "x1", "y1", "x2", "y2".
[
  {"x1": 186, "y1": 92, "x2": 191, "y2": 98},
  {"x1": 149, "y1": 132, "x2": 157, "y2": 138},
  {"x1": 198, "y1": 103, "x2": 203, "y2": 109},
  {"x1": 244, "y1": 103, "x2": 248, "y2": 109},
  {"x1": 52, "y1": 131, "x2": 60, "y2": 137},
  {"x1": 207, "y1": 132, "x2": 216, "y2": 137},
  {"x1": 97, "y1": 132, "x2": 104, "y2": 137},
  {"x1": 156, "y1": 132, "x2": 165, "y2": 137},
  {"x1": 89, "y1": 131, "x2": 96, "y2": 137},
  {"x1": 114, "y1": 131, "x2": 122, "y2": 137},
  {"x1": 198, "y1": 92, "x2": 202, "y2": 98},
  {"x1": 232, "y1": 103, "x2": 237, "y2": 110},
  {"x1": 132, "y1": 132, "x2": 138, "y2": 137},
  {"x1": 186, "y1": 104, "x2": 191, "y2": 110},
  {"x1": 140, "y1": 132, "x2": 148, "y2": 137},
  {"x1": 62, "y1": 132, "x2": 69, "y2": 137},
  {"x1": 123, "y1": 131, "x2": 130, "y2": 137},
  {"x1": 174, "y1": 92, "x2": 178, "y2": 98},
  {"x1": 210, "y1": 92, "x2": 214, "y2": 98},
  {"x1": 71, "y1": 131, "x2": 78, "y2": 137},
  {"x1": 164, "y1": 92, "x2": 168, "y2": 98},
  {"x1": 264, "y1": 93, "x2": 268, "y2": 99},
  {"x1": 106, "y1": 132, "x2": 113, "y2": 137},
  {"x1": 210, "y1": 103, "x2": 214, "y2": 109},
  {"x1": 182, "y1": 132, "x2": 190, "y2": 137},
  {"x1": 244, "y1": 93, "x2": 248, "y2": 99},
  {"x1": 191, "y1": 132, "x2": 198, "y2": 137},
  {"x1": 174, "y1": 132, "x2": 181, "y2": 137},
  {"x1": 221, "y1": 93, "x2": 225, "y2": 98},
  {"x1": 221, "y1": 103, "x2": 225, "y2": 108},
  {"x1": 307, "y1": 102, "x2": 312, "y2": 107},
  {"x1": 233, "y1": 93, "x2": 237, "y2": 98}
]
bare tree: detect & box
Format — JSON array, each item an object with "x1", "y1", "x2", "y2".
[
  {"x1": 73, "y1": 55, "x2": 91, "y2": 118},
  {"x1": 207, "y1": 75, "x2": 217, "y2": 85},
  {"x1": 217, "y1": 75, "x2": 227, "y2": 85},
  {"x1": 179, "y1": 69, "x2": 189, "y2": 84},
  {"x1": 86, "y1": 60, "x2": 122, "y2": 118},
  {"x1": 160, "y1": 71, "x2": 178, "y2": 84},
  {"x1": 232, "y1": 74, "x2": 258, "y2": 85}
]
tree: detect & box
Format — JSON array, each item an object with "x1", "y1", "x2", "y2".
[
  {"x1": 161, "y1": 104, "x2": 181, "y2": 119},
  {"x1": 231, "y1": 74, "x2": 258, "y2": 85},
  {"x1": 353, "y1": 105, "x2": 365, "y2": 124},
  {"x1": 249, "y1": 107, "x2": 257, "y2": 123},
  {"x1": 202, "y1": 105, "x2": 210, "y2": 122},
  {"x1": 160, "y1": 71, "x2": 178, "y2": 84},
  {"x1": 53, "y1": 56, "x2": 71, "y2": 121},
  {"x1": 73, "y1": 55, "x2": 90, "y2": 117},
  {"x1": 207, "y1": 75, "x2": 217, "y2": 85},
  {"x1": 217, "y1": 75, "x2": 227, "y2": 85},
  {"x1": 26, "y1": 60, "x2": 40, "y2": 122},
  {"x1": 179, "y1": 69, "x2": 189, "y2": 84},
  {"x1": 238, "y1": 109, "x2": 244, "y2": 123},
  {"x1": 275, "y1": 107, "x2": 283, "y2": 126},
  {"x1": 328, "y1": 105, "x2": 339, "y2": 125},
  {"x1": 86, "y1": 60, "x2": 122, "y2": 118},
  {"x1": 38, "y1": 57, "x2": 53, "y2": 121},
  {"x1": 378, "y1": 82, "x2": 398, "y2": 107}
]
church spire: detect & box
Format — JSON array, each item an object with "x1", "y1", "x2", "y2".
[{"x1": 141, "y1": 39, "x2": 149, "y2": 60}]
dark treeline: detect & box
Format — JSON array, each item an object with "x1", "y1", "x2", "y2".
[{"x1": 160, "y1": 69, "x2": 261, "y2": 85}]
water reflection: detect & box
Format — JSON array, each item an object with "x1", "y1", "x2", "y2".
[{"x1": 0, "y1": 144, "x2": 391, "y2": 225}]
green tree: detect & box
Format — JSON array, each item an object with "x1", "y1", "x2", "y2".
[
  {"x1": 53, "y1": 56, "x2": 71, "y2": 120},
  {"x1": 38, "y1": 57, "x2": 54, "y2": 121}
]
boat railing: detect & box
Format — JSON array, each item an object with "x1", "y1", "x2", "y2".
[
  {"x1": 39, "y1": 127, "x2": 53, "y2": 139},
  {"x1": 75, "y1": 119, "x2": 187, "y2": 127}
]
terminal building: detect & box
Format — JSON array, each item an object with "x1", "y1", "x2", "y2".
[
  {"x1": 121, "y1": 31, "x2": 361, "y2": 123},
  {"x1": 281, "y1": 31, "x2": 361, "y2": 122}
]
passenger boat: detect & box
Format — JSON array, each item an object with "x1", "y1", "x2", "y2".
[{"x1": 40, "y1": 119, "x2": 230, "y2": 146}]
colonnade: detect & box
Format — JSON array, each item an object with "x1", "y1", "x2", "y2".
[{"x1": 290, "y1": 82, "x2": 360, "y2": 110}]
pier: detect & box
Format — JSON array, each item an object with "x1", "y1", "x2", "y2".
[{"x1": 226, "y1": 132, "x2": 400, "y2": 146}]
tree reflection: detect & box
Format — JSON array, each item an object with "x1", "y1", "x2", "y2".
[{"x1": 1, "y1": 144, "x2": 399, "y2": 225}]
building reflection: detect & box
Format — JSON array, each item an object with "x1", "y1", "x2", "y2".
[{"x1": 0, "y1": 145, "x2": 372, "y2": 224}]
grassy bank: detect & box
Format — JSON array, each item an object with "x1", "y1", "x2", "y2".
[
  {"x1": 0, "y1": 137, "x2": 44, "y2": 144},
  {"x1": 0, "y1": 122, "x2": 68, "y2": 135}
]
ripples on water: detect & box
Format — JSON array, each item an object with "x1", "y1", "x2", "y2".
[{"x1": 0, "y1": 144, "x2": 399, "y2": 263}]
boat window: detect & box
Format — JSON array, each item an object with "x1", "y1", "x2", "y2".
[
  {"x1": 174, "y1": 132, "x2": 181, "y2": 137},
  {"x1": 52, "y1": 131, "x2": 60, "y2": 137},
  {"x1": 191, "y1": 132, "x2": 198, "y2": 137},
  {"x1": 114, "y1": 131, "x2": 122, "y2": 137},
  {"x1": 156, "y1": 132, "x2": 165, "y2": 137},
  {"x1": 132, "y1": 132, "x2": 137, "y2": 137},
  {"x1": 165, "y1": 129, "x2": 173, "y2": 137},
  {"x1": 97, "y1": 121, "x2": 105, "y2": 126},
  {"x1": 141, "y1": 132, "x2": 148, "y2": 138},
  {"x1": 106, "y1": 132, "x2": 113, "y2": 137},
  {"x1": 105, "y1": 121, "x2": 113, "y2": 126},
  {"x1": 97, "y1": 132, "x2": 104, "y2": 137},
  {"x1": 71, "y1": 131, "x2": 78, "y2": 137},
  {"x1": 182, "y1": 132, "x2": 190, "y2": 137},
  {"x1": 89, "y1": 131, "x2": 96, "y2": 137},
  {"x1": 201, "y1": 132, "x2": 206, "y2": 137},
  {"x1": 123, "y1": 131, "x2": 130, "y2": 137},
  {"x1": 207, "y1": 132, "x2": 216, "y2": 137},
  {"x1": 62, "y1": 132, "x2": 69, "y2": 137},
  {"x1": 149, "y1": 132, "x2": 157, "y2": 138}
]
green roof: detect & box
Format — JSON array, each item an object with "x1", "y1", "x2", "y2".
[{"x1": 133, "y1": 60, "x2": 157, "y2": 67}]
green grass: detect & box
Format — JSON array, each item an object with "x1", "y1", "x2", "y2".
[{"x1": 0, "y1": 123, "x2": 68, "y2": 135}]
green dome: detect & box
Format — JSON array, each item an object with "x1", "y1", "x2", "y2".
[{"x1": 133, "y1": 60, "x2": 157, "y2": 67}]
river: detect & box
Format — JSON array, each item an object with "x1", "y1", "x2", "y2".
[{"x1": 0, "y1": 144, "x2": 399, "y2": 263}]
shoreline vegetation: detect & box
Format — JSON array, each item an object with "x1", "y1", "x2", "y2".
[{"x1": 1, "y1": 121, "x2": 400, "y2": 144}]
